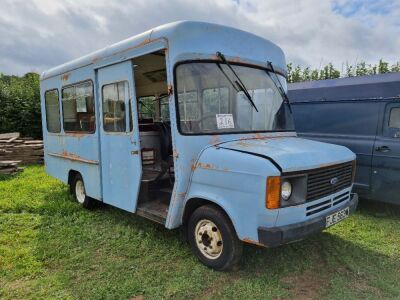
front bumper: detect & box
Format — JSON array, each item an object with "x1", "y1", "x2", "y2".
[{"x1": 258, "y1": 193, "x2": 358, "y2": 247}]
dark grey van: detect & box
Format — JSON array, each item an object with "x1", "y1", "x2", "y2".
[{"x1": 289, "y1": 73, "x2": 400, "y2": 205}]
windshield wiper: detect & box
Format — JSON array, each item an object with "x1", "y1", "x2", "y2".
[
  {"x1": 215, "y1": 63, "x2": 240, "y2": 93},
  {"x1": 216, "y1": 51, "x2": 258, "y2": 112},
  {"x1": 266, "y1": 61, "x2": 292, "y2": 112}
]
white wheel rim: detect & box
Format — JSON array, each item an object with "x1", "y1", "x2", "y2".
[
  {"x1": 75, "y1": 180, "x2": 86, "y2": 204},
  {"x1": 195, "y1": 219, "x2": 223, "y2": 260}
]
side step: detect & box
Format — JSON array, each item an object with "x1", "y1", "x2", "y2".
[{"x1": 136, "y1": 199, "x2": 168, "y2": 224}]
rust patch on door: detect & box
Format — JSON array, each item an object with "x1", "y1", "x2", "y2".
[{"x1": 48, "y1": 151, "x2": 99, "y2": 165}]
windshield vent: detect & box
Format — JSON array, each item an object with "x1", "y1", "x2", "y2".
[{"x1": 306, "y1": 162, "x2": 353, "y2": 201}]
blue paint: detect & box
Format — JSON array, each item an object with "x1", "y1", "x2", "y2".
[{"x1": 41, "y1": 21, "x2": 357, "y2": 246}]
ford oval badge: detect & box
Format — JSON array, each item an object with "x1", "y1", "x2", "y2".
[{"x1": 330, "y1": 177, "x2": 339, "y2": 185}]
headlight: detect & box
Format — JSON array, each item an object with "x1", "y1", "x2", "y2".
[
  {"x1": 281, "y1": 180, "x2": 292, "y2": 201},
  {"x1": 266, "y1": 175, "x2": 306, "y2": 209}
]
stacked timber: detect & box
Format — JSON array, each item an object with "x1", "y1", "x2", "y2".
[
  {"x1": 0, "y1": 132, "x2": 44, "y2": 166},
  {"x1": 0, "y1": 160, "x2": 23, "y2": 175}
]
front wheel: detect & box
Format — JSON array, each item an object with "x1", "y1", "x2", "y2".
[{"x1": 187, "y1": 205, "x2": 243, "y2": 271}]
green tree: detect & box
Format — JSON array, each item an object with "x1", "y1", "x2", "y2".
[
  {"x1": 311, "y1": 69, "x2": 319, "y2": 81},
  {"x1": 0, "y1": 72, "x2": 42, "y2": 138},
  {"x1": 391, "y1": 62, "x2": 400, "y2": 72},
  {"x1": 355, "y1": 62, "x2": 369, "y2": 76},
  {"x1": 345, "y1": 63, "x2": 354, "y2": 77},
  {"x1": 302, "y1": 67, "x2": 311, "y2": 81},
  {"x1": 286, "y1": 59, "x2": 399, "y2": 83},
  {"x1": 286, "y1": 63, "x2": 293, "y2": 83},
  {"x1": 378, "y1": 59, "x2": 390, "y2": 74},
  {"x1": 291, "y1": 65, "x2": 302, "y2": 83}
]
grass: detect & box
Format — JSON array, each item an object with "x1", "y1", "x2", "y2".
[{"x1": 1, "y1": 166, "x2": 400, "y2": 299}]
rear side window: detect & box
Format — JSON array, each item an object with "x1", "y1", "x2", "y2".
[
  {"x1": 102, "y1": 81, "x2": 129, "y2": 132},
  {"x1": 389, "y1": 107, "x2": 400, "y2": 129},
  {"x1": 45, "y1": 89, "x2": 61, "y2": 133},
  {"x1": 62, "y1": 81, "x2": 95, "y2": 133}
]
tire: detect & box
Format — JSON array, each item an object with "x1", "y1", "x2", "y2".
[
  {"x1": 71, "y1": 173, "x2": 95, "y2": 209},
  {"x1": 187, "y1": 204, "x2": 243, "y2": 271}
]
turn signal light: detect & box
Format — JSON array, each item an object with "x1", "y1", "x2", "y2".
[{"x1": 266, "y1": 176, "x2": 281, "y2": 209}]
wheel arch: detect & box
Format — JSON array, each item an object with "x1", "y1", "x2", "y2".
[
  {"x1": 182, "y1": 197, "x2": 239, "y2": 238},
  {"x1": 67, "y1": 169, "x2": 80, "y2": 186}
]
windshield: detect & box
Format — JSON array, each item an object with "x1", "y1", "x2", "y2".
[{"x1": 175, "y1": 62, "x2": 295, "y2": 134}]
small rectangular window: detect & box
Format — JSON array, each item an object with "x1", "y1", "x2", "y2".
[
  {"x1": 45, "y1": 89, "x2": 61, "y2": 133},
  {"x1": 389, "y1": 107, "x2": 400, "y2": 129},
  {"x1": 62, "y1": 81, "x2": 95, "y2": 133},
  {"x1": 102, "y1": 81, "x2": 128, "y2": 132}
]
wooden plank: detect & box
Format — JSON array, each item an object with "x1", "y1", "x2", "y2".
[
  {"x1": 6, "y1": 136, "x2": 19, "y2": 143},
  {"x1": 0, "y1": 167, "x2": 18, "y2": 172},
  {"x1": 24, "y1": 140, "x2": 43, "y2": 144},
  {"x1": 0, "y1": 160, "x2": 21, "y2": 166},
  {"x1": 0, "y1": 132, "x2": 20, "y2": 140}
]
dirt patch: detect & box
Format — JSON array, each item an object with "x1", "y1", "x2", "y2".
[
  {"x1": 281, "y1": 269, "x2": 327, "y2": 300},
  {"x1": 348, "y1": 277, "x2": 384, "y2": 298}
]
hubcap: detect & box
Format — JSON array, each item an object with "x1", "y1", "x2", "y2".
[
  {"x1": 194, "y1": 219, "x2": 223, "y2": 259},
  {"x1": 75, "y1": 180, "x2": 86, "y2": 204}
]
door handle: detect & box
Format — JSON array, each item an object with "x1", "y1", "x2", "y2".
[
  {"x1": 131, "y1": 150, "x2": 139, "y2": 155},
  {"x1": 375, "y1": 145, "x2": 390, "y2": 153}
]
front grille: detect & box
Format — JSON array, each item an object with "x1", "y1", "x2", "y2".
[
  {"x1": 307, "y1": 162, "x2": 353, "y2": 201},
  {"x1": 306, "y1": 191, "x2": 350, "y2": 216}
]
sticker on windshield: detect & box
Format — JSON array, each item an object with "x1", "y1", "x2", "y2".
[{"x1": 216, "y1": 114, "x2": 235, "y2": 129}]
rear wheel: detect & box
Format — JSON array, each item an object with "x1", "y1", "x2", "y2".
[
  {"x1": 71, "y1": 174, "x2": 95, "y2": 209},
  {"x1": 187, "y1": 205, "x2": 243, "y2": 271}
]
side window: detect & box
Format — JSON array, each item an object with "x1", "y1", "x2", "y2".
[
  {"x1": 388, "y1": 107, "x2": 400, "y2": 129},
  {"x1": 102, "y1": 81, "x2": 128, "y2": 132},
  {"x1": 383, "y1": 104, "x2": 400, "y2": 138},
  {"x1": 62, "y1": 81, "x2": 95, "y2": 133},
  {"x1": 44, "y1": 89, "x2": 61, "y2": 133}
]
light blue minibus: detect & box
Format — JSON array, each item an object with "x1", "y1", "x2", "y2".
[{"x1": 40, "y1": 21, "x2": 358, "y2": 270}]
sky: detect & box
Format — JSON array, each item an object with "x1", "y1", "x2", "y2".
[{"x1": 1, "y1": 0, "x2": 399, "y2": 75}]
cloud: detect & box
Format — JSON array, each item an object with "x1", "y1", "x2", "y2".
[{"x1": 0, "y1": 0, "x2": 399, "y2": 75}]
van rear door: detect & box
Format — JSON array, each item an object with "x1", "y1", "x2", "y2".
[
  {"x1": 371, "y1": 101, "x2": 400, "y2": 204},
  {"x1": 97, "y1": 60, "x2": 142, "y2": 212}
]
